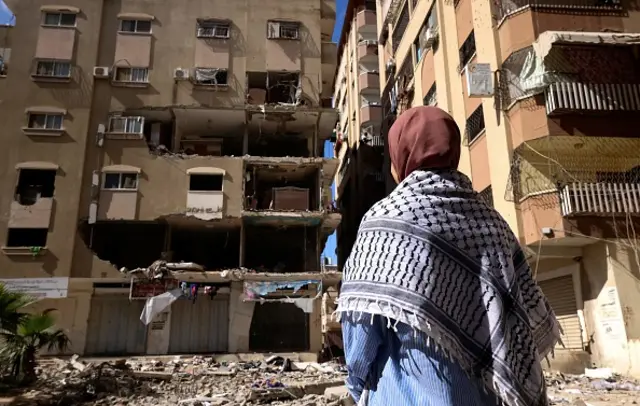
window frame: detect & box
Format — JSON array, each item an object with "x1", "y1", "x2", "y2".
[
  {"x1": 193, "y1": 68, "x2": 229, "y2": 86},
  {"x1": 119, "y1": 19, "x2": 152, "y2": 34},
  {"x1": 107, "y1": 116, "x2": 144, "y2": 134},
  {"x1": 42, "y1": 12, "x2": 77, "y2": 28},
  {"x1": 102, "y1": 172, "x2": 139, "y2": 191},
  {"x1": 27, "y1": 113, "x2": 64, "y2": 130},
  {"x1": 267, "y1": 21, "x2": 300, "y2": 40},
  {"x1": 112, "y1": 67, "x2": 149, "y2": 84},
  {"x1": 196, "y1": 20, "x2": 230, "y2": 39},
  {"x1": 33, "y1": 60, "x2": 72, "y2": 79}
]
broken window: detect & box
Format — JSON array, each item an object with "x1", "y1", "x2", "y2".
[
  {"x1": 193, "y1": 68, "x2": 228, "y2": 86},
  {"x1": 120, "y1": 19, "x2": 152, "y2": 33},
  {"x1": 102, "y1": 172, "x2": 138, "y2": 190},
  {"x1": 34, "y1": 60, "x2": 71, "y2": 78},
  {"x1": 6, "y1": 228, "x2": 48, "y2": 248},
  {"x1": 15, "y1": 169, "x2": 56, "y2": 205},
  {"x1": 43, "y1": 12, "x2": 76, "y2": 27},
  {"x1": 108, "y1": 116, "x2": 144, "y2": 134},
  {"x1": 27, "y1": 113, "x2": 63, "y2": 130},
  {"x1": 267, "y1": 21, "x2": 300, "y2": 40},
  {"x1": 196, "y1": 20, "x2": 230, "y2": 38},
  {"x1": 113, "y1": 67, "x2": 149, "y2": 83},
  {"x1": 189, "y1": 174, "x2": 223, "y2": 191},
  {"x1": 144, "y1": 121, "x2": 173, "y2": 150},
  {"x1": 250, "y1": 302, "x2": 309, "y2": 352},
  {"x1": 246, "y1": 71, "x2": 301, "y2": 104},
  {"x1": 0, "y1": 48, "x2": 10, "y2": 76}
]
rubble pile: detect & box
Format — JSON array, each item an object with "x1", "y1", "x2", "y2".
[
  {"x1": 7, "y1": 355, "x2": 351, "y2": 406},
  {"x1": 545, "y1": 369, "x2": 640, "y2": 405}
]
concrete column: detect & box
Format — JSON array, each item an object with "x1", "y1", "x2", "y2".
[
  {"x1": 228, "y1": 282, "x2": 255, "y2": 353},
  {"x1": 309, "y1": 298, "x2": 323, "y2": 353}
]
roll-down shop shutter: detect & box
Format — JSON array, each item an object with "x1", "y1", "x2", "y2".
[
  {"x1": 538, "y1": 275, "x2": 584, "y2": 350},
  {"x1": 85, "y1": 295, "x2": 148, "y2": 356},
  {"x1": 169, "y1": 295, "x2": 229, "y2": 354}
]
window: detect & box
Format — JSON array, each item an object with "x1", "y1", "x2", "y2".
[
  {"x1": 423, "y1": 83, "x2": 437, "y2": 106},
  {"x1": 107, "y1": 116, "x2": 144, "y2": 134},
  {"x1": 103, "y1": 172, "x2": 138, "y2": 190},
  {"x1": 43, "y1": 12, "x2": 76, "y2": 27},
  {"x1": 27, "y1": 114, "x2": 63, "y2": 130},
  {"x1": 114, "y1": 67, "x2": 149, "y2": 83},
  {"x1": 6, "y1": 228, "x2": 48, "y2": 248},
  {"x1": 267, "y1": 21, "x2": 300, "y2": 40},
  {"x1": 458, "y1": 31, "x2": 476, "y2": 72},
  {"x1": 34, "y1": 60, "x2": 71, "y2": 78},
  {"x1": 364, "y1": 0, "x2": 376, "y2": 11},
  {"x1": 197, "y1": 20, "x2": 230, "y2": 38},
  {"x1": 120, "y1": 19, "x2": 152, "y2": 33},
  {"x1": 189, "y1": 174, "x2": 223, "y2": 192},
  {"x1": 193, "y1": 68, "x2": 228, "y2": 86},
  {"x1": 15, "y1": 169, "x2": 57, "y2": 205},
  {"x1": 465, "y1": 105, "x2": 485, "y2": 144}
]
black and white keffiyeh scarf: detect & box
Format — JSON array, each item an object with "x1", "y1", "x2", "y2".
[{"x1": 336, "y1": 169, "x2": 561, "y2": 406}]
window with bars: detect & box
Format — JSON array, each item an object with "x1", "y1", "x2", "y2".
[
  {"x1": 43, "y1": 12, "x2": 76, "y2": 27},
  {"x1": 478, "y1": 186, "x2": 494, "y2": 208},
  {"x1": 34, "y1": 60, "x2": 71, "y2": 78},
  {"x1": 27, "y1": 114, "x2": 63, "y2": 130},
  {"x1": 267, "y1": 21, "x2": 300, "y2": 40},
  {"x1": 197, "y1": 20, "x2": 230, "y2": 38},
  {"x1": 114, "y1": 67, "x2": 149, "y2": 83},
  {"x1": 423, "y1": 83, "x2": 437, "y2": 106},
  {"x1": 465, "y1": 105, "x2": 485, "y2": 144},
  {"x1": 103, "y1": 172, "x2": 139, "y2": 190},
  {"x1": 107, "y1": 116, "x2": 144, "y2": 134},
  {"x1": 458, "y1": 31, "x2": 476, "y2": 72},
  {"x1": 119, "y1": 19, "x2": 152, "y2": 33}
]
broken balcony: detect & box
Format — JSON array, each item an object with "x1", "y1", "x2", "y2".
[
  {"x1": 244, "y1": 164, "x2": 321, "y2": 212},
  {"x1": 244, "y1": 225, "x2": 319, "y2": 273},
  {"x1": 170, "y1": 224, "x2": 241, "y2": 271}
]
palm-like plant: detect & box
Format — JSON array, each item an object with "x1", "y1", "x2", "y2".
[
  {"x1": 0, "y1": 284, "x2": 34, "y2": 332},
  {"x1": 1, "y1": 309, "x2": 70, "y2": 383}
]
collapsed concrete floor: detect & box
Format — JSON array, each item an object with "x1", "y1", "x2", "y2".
[{"x1": 3, "y1": 356, "x2": 640, "y2": 405}]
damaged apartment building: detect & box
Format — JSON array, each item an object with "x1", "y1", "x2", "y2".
[{"x1": 0, "y1": 0, "x2": 340, "y2": 357}]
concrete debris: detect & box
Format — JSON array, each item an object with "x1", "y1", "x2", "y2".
[
  {"x1": 545, "y1": 370, "x2": 640, "y2": 405},
  {"x1": 121, "y1": 260, "x2": 204, "y2": 279},
  {"x1": 6, "y1": 355, "x2": 348, "y2": 406}
]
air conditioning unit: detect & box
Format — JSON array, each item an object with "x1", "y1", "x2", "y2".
[
  {"x1": 173, "y1": 68, "x2": 190, "y2": 80},
  {"x1": 422, "y1": 27, "x2": 438, "y2": 49},
  {"x1": 93, "y1": 66, "x2": 110, "y2": 79}
]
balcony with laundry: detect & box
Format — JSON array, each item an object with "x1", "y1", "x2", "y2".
[
  {"x1": 499, "y1": 32, "x2": 640, "y2": 151},
  {"x1": 506, "y1": 135, "x2": 640, "y2": 255}
]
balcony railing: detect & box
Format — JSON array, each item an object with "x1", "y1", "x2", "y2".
[
  {"x1": 545, "y1": 82, "x2": 640, "y2": 115},
  {"x1": 559, "y1": 182, "x2": 640, "y2": 216},
  {"x1": 496, "y1": 0, "x2": 622, "y2": 20}
]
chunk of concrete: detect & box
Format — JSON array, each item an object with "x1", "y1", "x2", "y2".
[{"x1": 324, "y1": 385, "x2": 349, "y2": 401}]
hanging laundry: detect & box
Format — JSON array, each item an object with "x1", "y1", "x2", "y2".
[{"x1": 180, "y1": 281, "x2": 188, "y2": 296}]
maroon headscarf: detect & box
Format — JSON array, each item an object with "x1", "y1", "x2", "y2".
[{"x1": 388, "y1": 106, "x2": 461, "y2": 182}]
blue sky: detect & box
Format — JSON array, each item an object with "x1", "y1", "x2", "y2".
[
  {"x1": 0, "y1": 1, "x2": 12, "y2": 25},
  {"x1": 0, "y1": 0, "x2": 346, "y2": 264}
]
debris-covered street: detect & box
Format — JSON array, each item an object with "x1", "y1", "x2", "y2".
[
  {"x1": 2, "y1": 355, "x2": 351, "y2": 406},
  {"x1": 2, "y1": 355, "x2": 640, "y2": 406}
]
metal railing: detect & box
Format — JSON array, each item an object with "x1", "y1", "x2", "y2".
[
  {"x1": 496, "y1": 0, "x2": 622, "y2": 20},
  {"x1": 559, "y1": 182, "x2": 640, "y2": 216},
  {"x1": 545, "y1": 82, "x2": 640, "y2": 115}
]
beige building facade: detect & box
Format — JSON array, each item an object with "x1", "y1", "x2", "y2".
[
  {"x1": 336, "y1": 0, "x2": 640, "y2": 377},
  {"x1": 0, "y1": 0, "x2": 340, "y2": 356}
]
